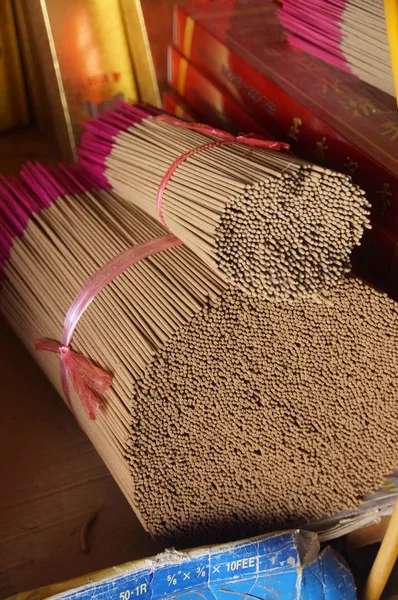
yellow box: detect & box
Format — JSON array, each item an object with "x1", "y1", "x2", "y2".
[
  {"x1": 15, "y1": 0, "x2": 140, "y2": 160},
  {"x1": 0, "y1": 0, "x2": 29, "y2": 132},
  {"x1": 119, "y1": 0, "x2": 161, "y2": 107}
]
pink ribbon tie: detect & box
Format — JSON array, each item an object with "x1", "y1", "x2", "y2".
[
  {"x1": 155, "y1": 115, "x2": 290, "y2": 151},
  {"x1": 154, "y1": 116, "x2": 290, "y2": 228},
  {"x1": 35, "y1": 339, "x2": 113, "y2": 421},
  {"x1": 35, "y1": 234, "x2": 182, "y2": 423}
]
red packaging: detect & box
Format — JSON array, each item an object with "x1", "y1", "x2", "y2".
[
  {"x1": 168, "y1": 45, "x2": 273, "y2": 137},
  {"x1": 352, "y1": 224, "x2": 398, "y2": 299},
  {"x1": 140, "y1": 0, "x2": 236, "y2": 90},
  {"x1": 162, "y1": 90, "x2": 197, "y2": 120},
  {"x1": 173, "y1": 0, "x2": 398, "y2": 237}
]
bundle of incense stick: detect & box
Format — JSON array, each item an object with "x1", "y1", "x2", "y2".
[
  {"x1": 0, "y1": 162, "x2": 397, "y2": 545},
  {"x1": 278, "y1": 0, "x2": 395, "y2": 98},
  {"x1": 79, "y1": 102, "x2": 371, "y2": 303}
]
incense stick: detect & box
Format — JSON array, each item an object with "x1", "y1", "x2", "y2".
[
  {"x1": 79, "y1": 103, "x2": 371, "y2": 303},
  {"x1": 279, "y1": 0, "x2": 395, "y2": 98},
  {"x1": 0, "y1": 164, "x2": 397, "y2": 546}
]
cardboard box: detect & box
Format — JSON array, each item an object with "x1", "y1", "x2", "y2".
[
  {"x1": 168, "y1": 45, "x2": 273, "y2": 137},
  {"x1": 15, "y1": 0, "x2": 139, "y2": 161},
  {"x1": 162, "y1": 90, "x2": 197, "y2": 120},
  {"x1": 5, "y1": 530, "x2": 357, "y2": 599},
  {"x1": 173, "y1": 0, "x2": 398, "y2": 236}
]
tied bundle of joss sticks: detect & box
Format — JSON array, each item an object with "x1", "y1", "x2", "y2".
[
  {"x1": 0, "y1": 153, "x2": 397, "y2": 544},
  {"x1": 279, "y1": 0, "x2": 395, "y2": 98},
  {"x1": 79, "y1": 102, "x2": 371, "y2": 303}
]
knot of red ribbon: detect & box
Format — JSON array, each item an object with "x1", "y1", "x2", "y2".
[
  {"x1": 35, "y1": 339, "x2": 112, "y2": 420},
  {"x1": 155, "y1": 116, "x2": 290, "y2": 151},
  {"x1": 35, "y1": 234, "x2": 182, "y2": 423}
]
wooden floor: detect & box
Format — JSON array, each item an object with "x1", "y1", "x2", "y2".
[{"x1": 0, "y1": 318, "x2": 161, "y2": 599}]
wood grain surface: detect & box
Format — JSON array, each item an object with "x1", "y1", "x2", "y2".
[{"x1": 0, "y1": 317, "x2": 161, "y2": 599}]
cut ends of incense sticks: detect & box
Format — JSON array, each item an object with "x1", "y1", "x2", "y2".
[
  {"x1": 79, "y1": 102, "x2": 371, "y2": 302},
  {"x1": 0, "y1": 163, "x2": 397, "y2": 546}
]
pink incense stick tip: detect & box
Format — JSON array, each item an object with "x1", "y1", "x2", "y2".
[
  {"x1": 59, "y1": 163, "x2": 91, "y2": 194},
  {"x1": 84, "y1": 120, "x2": 119, "y2": 139},
  {"x1": 135, "y1": 103, "x2": 164, "y2": 117},
  {"x1": 117, "y1": 102, "x2": 151, "y2": 119},
  {"x1": 74, "y1": 163, "x2": 111, "y2": 190},
  {"x1": 9, "y1": 176, "x2": 40, "y2": 213},
  {"x1": 79, "y1": 102, "x2": 163, "y2": 176},
  {"x1": 55, "y1": 166, "x2": 74, "y2": 195},
  {"x1": 99, "y1": 110, "x2": 132, "y2": 129},
  {"x1": 78, "y1": 153, "x2": 110, "y2": 184},
  {"x1": 78, "y1": 148, "x2": 107, "y2": 169},
  {"x1": 0, "y1": 179, "x2": 31, "y2": 234},
  {"x1": 0, "y1": 176, "x2": 37, "y2": 278},
  {"x1": 286, "y1": 33, "x2": 349, "y2": 71},
  {"x1": 33, "y1": 162, "x2": 65, "y2": 198},
  {"x1": 81, "y1": 133, "x2": 113, "y2": 158},
  {"x1": 20, "y1": 163, "x2": 54, "y2": 207},
  {"x1": 50, "y1": 162, "x2": 110, "y2": 193},
  {"x1": 279, "y1": 0, "x2": 350, "y2": 73}
]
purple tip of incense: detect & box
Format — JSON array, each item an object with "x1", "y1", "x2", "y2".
[
  {"x1": 80, "y1": 132, "x2": 113, "y2": 160},
  {"x1": 0, "y1": 178, "x2": 31, "y2": 234},
  {"x1": 20, "y1": 162, "x2": 55, "y2": 208},
  {"x1": 73, "y1": 163, "x2": 112, "y2": 190},
  {"x1": 279, "y1": 0, "x2": 349, "y2": 67},
  {"x1": 32, "y1": 162, "x2": 65, "y2": 198},
  {"x1": 281, "y1": 0, "x2": 345, "y2": 22},
  {"x1": 279, "y1": 11, "x2": 343, "y2": 47},
  {"x1": 0, "y1": 217, "x2": 15, "y2": 245},
  {"x1": 49, "y1": 164, "x2": 78, "y2": 195},
  {"x1": 285, "y1": 33, "x2": 349, "y2": 71},
  {"x1": 50, "y1": 162, "x2": 110, "y2": 194},
  {"x1": 117, "y1": 102, "x2": 153, "y2": 120},
  {"x1": 77, "y1": 153, "x2": 111, "y2": 187},
  {"x1": 99, "y1": 110, "x2": 134, "y2": 130},
  {"x1": 79, "y1": 130, "x2": 114, "y2": 175},
  {"x1": 9, "y1": 176, "x2": 41, "y2": 213},
  {"x1": 58, "y1": 163, "x2": 93, "y2": 194},
  {"x1": 0, "y1": 176, "x2": 38, "y2": 277},
  {"x1": 135, "y1": 103, "x2": 164, "y2": 117},
  {"x1": 78, "y1": 101, "x2": 163, "y2": 176},
  {"x1": 84, "y1": 119, "x2": 120, "y2": 139},
  {"x1": 78, "y1": 147, "x2": 106, "y2": 168}
]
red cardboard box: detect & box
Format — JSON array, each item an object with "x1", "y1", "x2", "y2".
[
  {"x1": 173, "y1": 0, "x2": 398, "y2": 237},
  {"x1": 162, "y1": 89, "x2": 197, "y2": 120},
  {"x1": 168, "y1": 45, "x2": 273, "y2": 137}
]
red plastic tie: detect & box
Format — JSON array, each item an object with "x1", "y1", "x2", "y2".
[
  {"x1": 35, "y1": 340, "x2": 112, "y2": 421},
  {"x1": 36, "y1": 234, "x2": 182, "y2": 422},
  {"x1": 154, "y1": 115, "x2": 290, "y2": 229}
]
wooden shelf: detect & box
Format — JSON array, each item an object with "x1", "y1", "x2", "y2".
[
  {"x1": 0, "y1": 126, "x2": 56, "y2": 175},
  {"x1": 0, "y1": 317, "x2": 161, "y2": 599}
]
